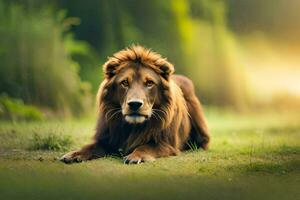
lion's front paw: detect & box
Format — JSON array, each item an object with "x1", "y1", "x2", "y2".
[
  {"x1": 124, "y1": 151, "x2": 155, "y2": 164},
  {"x1": 59, "y1": 151, "x2": 84, "y2": 164}
]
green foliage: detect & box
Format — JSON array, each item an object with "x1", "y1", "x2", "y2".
[
  {"x1": 183, "y1": 0, "x2": 249, "y2": 109},
  {"x1": 64, "y1": 34, "x2": 103, "y2": 93},
  {"x1": 0, "y1": 94, "x2": 44, "y2": 121},
  {"x1": 58, "y1": 0, "x2": 250, "y2": 109},
  {"x1": 2, "y1": 0, "x2": 297, "y2": 112},
  {"x1": 59, "y1": 0, "x2": 188, "y2": 69},
  {"x1": 0, "y1": 1, "x2": 92, "y2": 116},
  {"x1": 30, "y1": 133, "x2": 73, "y2": 151}
]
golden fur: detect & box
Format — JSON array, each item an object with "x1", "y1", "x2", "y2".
[{"x1": 60, "y1": 45, "x2": 210, "y2": 164}]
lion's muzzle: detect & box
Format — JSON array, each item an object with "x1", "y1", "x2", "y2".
[
  {"x1": 124, "y1": 99, "x2": 150, "y2": 124},
  {"x1": 127, "y1": 99, "x2": 144, "y2": 111}
]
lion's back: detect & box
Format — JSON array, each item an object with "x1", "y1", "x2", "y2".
[{"x1": 171, "y1": 74, "x2": 196, "y2": 100}]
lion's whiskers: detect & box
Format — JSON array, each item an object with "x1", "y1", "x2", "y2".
[
  {"x1": 152, "y1": 110, "x2": 163, "y2": 122},
  {"x1": 106, "y1": 109, "x2": 122, "y2": 122},
  {"x1": 151, "y1": 111, "x2": 159, "y2": 121},
  {"x1": 152, "y1": 108, "x2": 167, "y2": 117},
  {"x1": 105, "y1": 108, "x2": 121, "y2": 120}
]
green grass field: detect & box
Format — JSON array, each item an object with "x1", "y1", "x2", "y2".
[{"x1": 0, "y1": 110, "x2": 299, "y2": 200}]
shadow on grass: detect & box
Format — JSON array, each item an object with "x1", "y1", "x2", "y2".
[
  {"x1": 0, "y1": 144, "x2": 299, "y2": 200},
  {"x1": 225, "y1": 159, "x2": 300, "y2": 175},
  {"x1": 0, "y1": 161, "x2": 299, "y2": 200}
]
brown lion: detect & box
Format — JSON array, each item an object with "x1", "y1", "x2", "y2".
[{"x1": 60, "y1": 45, "x2": 210, "y2": 164}]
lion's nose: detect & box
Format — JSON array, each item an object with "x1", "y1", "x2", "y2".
[{"x1": 128, "y1": 100, "x2": 144, "y2": 111}]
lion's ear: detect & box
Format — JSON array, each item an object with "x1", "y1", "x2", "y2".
[
  {"x1": 103, "y1": 58, "x2": 119, "y2": 78},
  {"x1": 158, "y1": 61, "x2": 174, "y2": 80}
]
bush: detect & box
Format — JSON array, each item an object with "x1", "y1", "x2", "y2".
[
  {"x1": 0, "y1": 1, "x2": 92, "y2": 116},
  {"x1": 30, "y1": 133, "x2": 73, "y2": 151},
  {"x1": 0, "y1": 94, "x2": 44, "y2": 121}
]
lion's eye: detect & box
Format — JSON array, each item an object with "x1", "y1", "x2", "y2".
[
  {"x1": 146, "y1": 80, "x2": 154, "y2": 88},
  {"x1": 121, "y1": 80, "x2": 129, "y2": 87}
]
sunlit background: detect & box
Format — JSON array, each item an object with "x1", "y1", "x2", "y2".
[{"x1": 1, "y1": 0, "x2": 300, "y2": 119}]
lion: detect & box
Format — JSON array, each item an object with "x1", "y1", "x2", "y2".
[{"x1": 60, "y1": 45, "x2": 210, "y2": 164}]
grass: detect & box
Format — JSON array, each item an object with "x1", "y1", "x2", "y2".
[
  {"x1": 0, "y1": 110, "x2": 299, "y2": 200},
  {"x1": 29, "y1": 133, "x2": 73, "y2": 151}
]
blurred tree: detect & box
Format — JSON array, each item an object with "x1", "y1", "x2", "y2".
[
  {"x1": 1, "y1": 0, "x2": 268, "y2": 111},
  {"x1": 58, "y1": 0, "x2": 188, "y2": 69},
  {"x1": 186, "y1": 0, "x2": 249, "y2": 108},
  {"x1": 0, "y1": 0, "x2": 91, "y2": 116}
]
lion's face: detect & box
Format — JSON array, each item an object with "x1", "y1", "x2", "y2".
[
  {"x1": 115, "y1": 64, "x2": 161, "y2": 124},
  {"x1": 100, "y1": 46, "x2": 174, "y2": 125}
]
